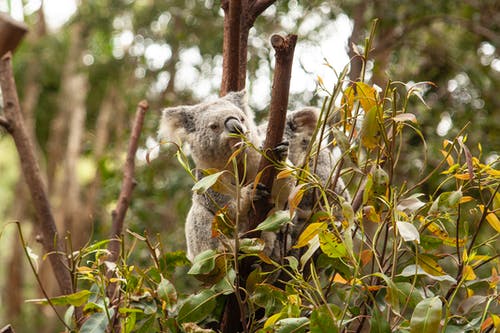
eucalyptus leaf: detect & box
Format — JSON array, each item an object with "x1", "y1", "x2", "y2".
[
  {"x1": 410, "y1": 297, "x2": 442, "y2": 333},
  {"x1": 177, "y1": 289, "x2": 217, "y2": 324}
]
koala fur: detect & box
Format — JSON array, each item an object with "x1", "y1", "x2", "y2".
[
  {"x1": 158, "y1": 90, "x2": 262, "y2": 261},
  {"x1": 260, "y1": 107, "x2": 351, "y2": 245}
]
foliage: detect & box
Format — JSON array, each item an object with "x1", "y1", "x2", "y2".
[
  {"x1": 1, "y1": 0, "x2": 500, "y2": 332},
  {"x1": 19, "y1": 51, "x2": 500, "y2": 332}
]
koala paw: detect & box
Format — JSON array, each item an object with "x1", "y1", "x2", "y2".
[
  {"x1": 253, "y1": 183, "x2": 271, "y2": 201},
  {"x1": 272, "y1": 141, "x2": 289, "y2": 162}
]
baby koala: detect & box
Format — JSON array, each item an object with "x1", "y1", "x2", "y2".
[
  {"x1": 158, "y1": 90, "x2": 262, "y2": 261},
  {"x1": 260, "y1": 107, "x2": 351, "y2": 246}
]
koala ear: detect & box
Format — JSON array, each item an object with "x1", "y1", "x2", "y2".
[
  {"x1": 222, "y1": 89, "x2": 250, "y2": 114},
  {"x1": 158, "y1": 106, "x2": 196, "y2": 143},
  {"x1": 290, "y1": 107, "x2": 320, "y2": 131}
]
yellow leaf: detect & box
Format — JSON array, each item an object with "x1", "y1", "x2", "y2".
[
  {"x1": 463, "y1": 265, "x2": 477, "y2": 281},
  {"x1": 454, "y1": 173, "x2": 471, "y2": 180},
  {"x1": 466, "y1": 288, "x2": 474, "y2": 297},
  {"x1": 355, "y1": 82, "x2": 379, "y2": 114},
  {"x1": 459, "y1": 196, "x2": 474, "y2": 204},
  {"x1": 492, "y1": 314, "x2": 500, "y2": 329},
  {"x1": 479, "y1": 205, "x2": 500, "y2": 232},
  {"x1": 77, "y1": 266, "x2": 93, "y2": 273},
  {"x1": 419, "y1": 254, "x2": 446, "y2": 276},
  {"x1": 332, "y1": 273, "x2": 349, "y2": 284},
  {"x1": 341, "y1": 86, "x2": 355, "y2": 122},
  {"x1": 360, "y1": 100, "x2": 380, "y2": 149},
  {"x1": 294, "y1": 223, "x2": 327, "y2": 248},
  {"x1": 264, "y1": 312, "x2": 283, "y2": 328},
  {"x1": 276, "y1": 168, "x2": 294, "y2": 179},
  {"x1": 486, "y1": 167, "x2": 500, "y2": 177},
  {"x1": 288, "y1": 184, "x2": 306, "y2": 218},
  {"x1": 440, "y1": 149, "x2": 455, "y2": 167}
]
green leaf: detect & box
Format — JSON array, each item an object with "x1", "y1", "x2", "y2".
[
  {"x1": 395, "y1": 282, "x2": 424, "y2": 310},
  {"x1": 80, "y1": 309, "x2": 115, "y2": 333},
  {"x1": 255, "y1": 210, "x2": 291, "y2": 232},
  {"x1": 319, "y1": 230, "x2": 347, "y2": 258},
  {"x1": 177, "y1": 289, "x2": 217, "y2": 324},
  {"x1": 274, "y1": 317, "x2": 309, "y2": 333},
  {"x1": 157, "y1": 277, "x2": 177, "y2": 309},
  {"x1": 26, "y1": 289, "x2": 92, "y2": 307},
  {"x1": 239, "y1": 238, "x2": 266, "y2": 254},
  {"x1": 370, "y1": 308, "x2": 391, "y2": 333},
  {"x1": 310, "y1": 305, "x2": 339, "y2": 333},
  {"x1": 192, "y1": 171, "x2": 225, "y2": 194},
  {"x1": 188, "y1": 249, "x2": 218, "y2": 275},
  {"x1": 410, "y1": 297, "x2": 442, "y2": 333},
  {"x1": 251, "y1": 284, "x2": 287, "y2": 316}
]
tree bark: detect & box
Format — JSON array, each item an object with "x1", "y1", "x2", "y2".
[
  {"x1": 248, "y1": 34, "x2": 297, "y2": 230},
  {"x1": 0, "y1": 12, "x2": 28, "y2": 57},
  {"x1": 220, "y1": 0, "x2": 276, "y2": 95},
  {"x1": 0, "y1": 53, "x2": 74, "y2": 296}
]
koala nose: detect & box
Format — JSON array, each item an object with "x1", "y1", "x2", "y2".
[{"x1": 225, "y1": 117, "x2": 244, "y2": 134}]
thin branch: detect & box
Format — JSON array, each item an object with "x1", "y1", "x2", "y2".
[
  {"x1": 250, "y1": 0, "x2": 276, "y2": 20},
  {"x1": 107, "y1": 100, "x2": 149, "y2": 262},
  {"x1": 0, "y1": 53, "x2": 74, "y2": 296},
  {"x1": 106, "y1": 100, "x2": 148, "y2": 299},
  {"x1": 0, "y1": 325, "x2": 16, "y2": 333}
]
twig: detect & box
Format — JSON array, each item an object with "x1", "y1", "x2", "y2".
[
  {"x1": 0, "y1": 53, "x2": 74, "y2": 296},
  {"x1": 106, "y1": 100, "x2": 148, "y2": 296}
]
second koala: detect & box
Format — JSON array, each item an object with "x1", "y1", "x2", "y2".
[{"x1": 158, "y1": 90, "x2": 262, "y2": 261}]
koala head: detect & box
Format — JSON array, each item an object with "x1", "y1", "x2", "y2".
[
  {"x1": 284, "y1": 107, "x2": 321, "y2": 166},
  {"x1": 158, "y1": 90, "x2": 259, "y2": 172}
]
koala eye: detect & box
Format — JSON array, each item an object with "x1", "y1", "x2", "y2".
[{"x1": 209, "y1": 122, "x2": 219, "y2": 131}]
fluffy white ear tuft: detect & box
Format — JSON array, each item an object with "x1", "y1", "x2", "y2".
[
  {"x1": 291, "y1": 107, "x2": 320, "y2": 131},
  {"x1": 222, "y1": 89, "x2": 250, "y2": 114},
  {"x1": 157, "y1": 106, "x2": 194, "y2": 144}
]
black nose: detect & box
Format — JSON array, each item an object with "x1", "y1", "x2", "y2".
[{"x1": 225, "y1": 117, "x2": 244, "y2": 134}]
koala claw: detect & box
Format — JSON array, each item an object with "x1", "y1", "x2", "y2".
[
  {"x1": 272, "y1": 141, "x2": 289, "y2": 162},
  {"x1": 253, "y1": 183, "x2": 271, "y2": 201}
]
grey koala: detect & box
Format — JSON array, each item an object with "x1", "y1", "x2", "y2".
[
  {"x1": 158, "y1": 90, "x2": 262, "y2": 261},
  {"x1": 260, "y1": 107, "x2": 351, "y2": 247}
]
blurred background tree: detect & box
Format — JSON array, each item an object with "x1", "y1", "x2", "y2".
[{"x1": 0, "y1": 0, "x2": 498, "y2": 330}]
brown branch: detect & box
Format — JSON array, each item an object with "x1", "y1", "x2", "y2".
[
  {"x1": 221, "y1": 0, "x2": 242, "y2": 95},
  {"x1": 0, "y1": 325, "x2": 16, "y2": 333},
  {"x1": 107, "y1": 100, "x2": 149, "y2": 263},
  {"x1": 0, "y1": 53, "x2": 74, "y2": 296},
  {"x1": 221, "y1": 0, "x2": 277, "y2": 94},
  {"x1": 0, "y1": 13, "x2": 28, "y2": 57},
  {"x1": 248, "y1": 34, "x2": 297, "y2": 230}
]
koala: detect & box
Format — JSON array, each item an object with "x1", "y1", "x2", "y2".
[
  {"x1": 260, "y1": 107, "x2": 351, "y2": 246},
  {"x1": 158, "y1": 90, "x2": 262, "y2": 261}
]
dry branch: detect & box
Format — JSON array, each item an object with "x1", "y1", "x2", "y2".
[{"x1": 0, "y1": 53, "x2": 73, "y2": 296}]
